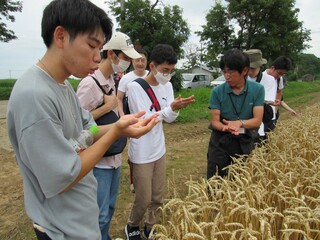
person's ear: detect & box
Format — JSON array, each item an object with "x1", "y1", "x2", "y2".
[
  {"x1": 107, "y1": 50, "x2": 114, "y2": 59},
  {"x1": 242, "y1": 67, "x2": 249, "y2": 76},
  {"x1": 149, "y1": 62, "x2": 155, "y2": 70},
  {"x1": 54, "y1": 26, "x2": 67, "y2": 48},
  {"x1": 108, "y1": 50, "x2": 120, "y2": 64}
]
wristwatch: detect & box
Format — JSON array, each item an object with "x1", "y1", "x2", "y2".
[{"x1": 240, "y1": 119, "x2": 245, "y2": 128}]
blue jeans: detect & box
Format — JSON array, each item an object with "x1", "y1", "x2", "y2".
[{"x1": 93, "y1": 167, "x2": 121, "y2": 240}]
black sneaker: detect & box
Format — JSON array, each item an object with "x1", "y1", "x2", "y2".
[
  {"x1": 142, "y1": 224, "x2": 155, "y2": 240},
  {"x1": 125, "y1": 224, "x2": 141, "y2": 240}
]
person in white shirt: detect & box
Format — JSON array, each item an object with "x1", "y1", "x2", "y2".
[
  {"x1": 124, "y1": 44, "x2": 195, "y2": 240},
  {"x1": 117, "y1": 48, "x2": 149, "y2": 116},
  {"x1": 244, "y1": 49, "x2": 275, "y2": 141},
  {"x1": 264, "y1": 56, "x2": 292, "y2": 133}
]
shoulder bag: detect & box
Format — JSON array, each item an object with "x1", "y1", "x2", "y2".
[
  {"x1": 256, "y1": 72, "x2": 274, "y2": 123},
  {"x1": 91, "y1": 76, "x2": 127, "y2": 157}
]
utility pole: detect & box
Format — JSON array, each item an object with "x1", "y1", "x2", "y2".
[
  {"x1": 200, "y1": 42, "x2": 203, "y2": 65},
  {"x1": 119, "y1": 0, "x2": 125, "y2": 20},
  {"x1": 119, "y1": 0, "x2": 125, "y2": 10}
]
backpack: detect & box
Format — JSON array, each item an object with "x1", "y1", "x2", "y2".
[{"x1": 256, "y1": 71, "x2": 274, "y2": 123}]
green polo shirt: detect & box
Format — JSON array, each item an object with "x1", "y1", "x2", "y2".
[{"x1": 209, "y1": 80, "x2": 265, "y2": 121}]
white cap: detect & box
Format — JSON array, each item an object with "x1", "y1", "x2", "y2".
[{"x1": 103, "y1": 32, "x2": 141, "y2": 59}]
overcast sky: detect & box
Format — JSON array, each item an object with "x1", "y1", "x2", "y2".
[{"x1": 0, "y1": 0, "x2": 319, "y2": 79}]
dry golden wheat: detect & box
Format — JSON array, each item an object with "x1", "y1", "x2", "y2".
[{"x1": 154, "y1": 102, "x2": 320, "y2": 240}]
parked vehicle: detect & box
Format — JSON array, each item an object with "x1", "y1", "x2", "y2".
[
  {"x1": 210, "y1": 75, "x2": 225, "y2": 87},
  {"x1": 182, "y1": 73, "x2": 211, "y2": 89}
]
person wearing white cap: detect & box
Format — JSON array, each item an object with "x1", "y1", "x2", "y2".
[
  {"x1": 104, "y1": 32, "x2": 142, "y2": 72},
  {"x1": 76, "y1": 32, "x2": 142, "y2": 240},
  {"x1": 117, "y1": 48, "x2": 149, "y2": 117}
]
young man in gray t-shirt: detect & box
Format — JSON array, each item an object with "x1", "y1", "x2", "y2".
[{"x1": 7, "y1": 0, "x2": 159, "y2": 239}]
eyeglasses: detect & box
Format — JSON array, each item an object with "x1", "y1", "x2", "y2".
[
  {"x1": 276, "y1": 70, "x2": 286, "y2": 76},
  {"x1": 154, "y1": 67, "x2": 175, "y2": 77},
  {"x1": 222, "y1": 69, "x2": 237, "y2": 76},
  {"x1": 162, "y1": 70, "x2": 175, "y2": 77}
]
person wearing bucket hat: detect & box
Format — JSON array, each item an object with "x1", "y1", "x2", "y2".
[
  {"x1": 76, "y1": 32, "x2": 143, "y2": 240},
  {"x1": 244, "y1": 49, "x2": 276, "y2": 142},
  {"x1": 246, "y1": 49, "x2": 267, "y2": 68}
]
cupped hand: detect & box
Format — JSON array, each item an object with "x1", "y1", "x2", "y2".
[
  {"x1": 171, "y1": 95, "x2": 195, "y2": 111},
  {"x1": 115, "y1": 111, "x2": 160, "y2": 138},
  {"x1": 222, "y1": 119, "x2": 241, "y2": 135}
]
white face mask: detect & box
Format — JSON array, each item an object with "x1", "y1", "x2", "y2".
[
  {"x1": 112, "y1": 58, "x2": 131, "y2": 73},
  {"x1": 154, "y1": 68, "x2": 172, "y2": 85}
]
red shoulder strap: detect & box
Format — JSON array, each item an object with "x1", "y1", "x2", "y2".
[{"x1": 134, "y1": 78, "x2": 161, "y2": 111}]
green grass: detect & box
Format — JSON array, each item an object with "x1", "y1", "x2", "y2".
[
  {"x1": 283, "y1": 80, "x2": 320, "y2": 98},
  {"x1": 0, "y1": 79, "x2": 16, "y2": 100},
  {"x1": 0, "y1": 78, "x2": 80, "y2": 100},
  {"x1": 175, "y1": 87, "x2": 212, "y2": 123},
  {"x1": 68, "y1": 78, "x2": 81, "y2": 90}
]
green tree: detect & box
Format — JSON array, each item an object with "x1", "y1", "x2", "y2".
[
  {"x1": 295, "y1": 53, "x2": 320, "y2": 77},
  {"x1": 107, "y1": 0, "x2": 190, "y2": 91},
  {"x1": 198, "y1": 0, "x2": 311, "y2": 65},
  {"x1": 0, "y1": 0, "x2": 23, "y2": 42},
  {"x1": 106, "y1": 0, "x2": 190, "y2": 59},
  {"x1": 197, "y1": 2, "x2": 235, "y2": 67},
  {"x1": 182, "y1": 42, "x2": 201, "y2": 70}
]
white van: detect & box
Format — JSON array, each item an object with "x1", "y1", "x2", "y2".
[
  {"x1": 182, "y1": 73, "x2": 211, "y2": 89},
  {"x1": 210, "y1": 75, "x2": 226, "y2": 87}
]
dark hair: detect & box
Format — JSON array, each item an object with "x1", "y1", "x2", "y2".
[
  {"x1": 137, "y1": 48, "x2": 148, "y2": 59},
  {"x1": 150, "y1": 44, "x2": 177, "y2": 65},
  {"x1": 41, "y1": 0, "x2": 113, "y2": 48},
  {"x1": 271, "y1": 56, "x2": 292, "y2": 71},
  {"x1": 100, "y1": 49, "x2": 123, "y2": 60},
  {"x1": 219, "y1": 49, "x2": 250, "y2": 73}
]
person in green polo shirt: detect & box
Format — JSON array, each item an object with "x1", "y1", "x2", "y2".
[{"x1": 207, "y1": 49, "x2": 265, "y2": 178}]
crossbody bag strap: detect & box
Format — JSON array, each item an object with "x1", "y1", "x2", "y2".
[
  {"x1": 256, "y1": 70, "x2": 263, "y2": 83},
  {"x1": 134, "y1": 78, "x2": 161, "y2": 111},
  {"x1": 90, "y1": 75, "x2": 113, "y2": 95}
]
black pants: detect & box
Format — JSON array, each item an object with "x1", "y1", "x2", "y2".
[
  {"x1": 34, "y1": 228, "x2": 52, "y2": 240},
  {"x1": 264, "y1": 119, "x2": 276, "y2": 133},
  {"x1": 207, "y1": 131, "x2": 254, "y2": 179}
]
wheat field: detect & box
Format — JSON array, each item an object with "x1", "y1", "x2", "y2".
[{"x1": 154, "y1": 103, "x2": 320, "y2": 240}]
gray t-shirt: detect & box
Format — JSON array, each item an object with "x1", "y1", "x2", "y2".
[{"x1": 7, "y1": 66, "x2": 100, "y2": 240}]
